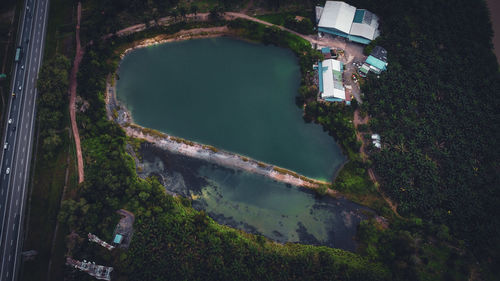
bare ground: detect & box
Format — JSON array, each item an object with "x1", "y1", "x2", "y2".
[{"x1": 69, "y1": 2, "x2": 84, "y2": 183}]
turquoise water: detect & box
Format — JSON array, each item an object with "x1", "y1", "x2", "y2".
[
  {"x1": 116, "y1": 37, "x2": 345, "y2": 180},
  {"x1": 138, "y1": 145, "x2": 369, "y2": 250}
]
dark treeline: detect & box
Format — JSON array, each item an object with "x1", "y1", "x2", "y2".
[
  {"x1": 349, "y1": 0, "x2": 500, "y2": 273},
  {"x1": 36, "y1": 55, "x2": 71, "y2": 159}
]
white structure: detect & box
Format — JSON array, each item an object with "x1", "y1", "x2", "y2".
[
  {"x1": 371, "y1": 134, "x2": 381, "y2": 148},
  {"x1": 318, "y1": 59, "x2": 349, "y2": 104},
  {"x1": 316, "y1": 1, "x2": 380, "y2": 45}
]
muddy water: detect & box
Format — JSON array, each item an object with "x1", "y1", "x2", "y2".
[{"x1": 137, "y1": 144, "x2": 370, "y2": 251}]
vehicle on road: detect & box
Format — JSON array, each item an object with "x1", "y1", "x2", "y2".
[
  {"x1": 18, "y1": 85, "x2": 22, "y2": 91},
  {"x1": 8, "y1": 118, "x2": 13, "y2": 124},
  {"x1": 3, "y1": 143, "x2": 7, "y2": 150},
  {"x1": 12, "y1": 92, "x2": 16, "y2": 98},
  {"x1": 15, "y1": 47, "x2": 22, "y2": 62},
  {"x1": 21, "y1": 65, "x2": 24, "y2": 70},
  {"x1": 12, "y1": 126, "x2": 16, "y2": 132},
  {"x1": 6, "y1": 167, "x2": 10, "y2": 175}
]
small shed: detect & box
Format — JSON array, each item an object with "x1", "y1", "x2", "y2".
[{"x1": 113, "y1": 234, "x2": 123, "y2": 244}]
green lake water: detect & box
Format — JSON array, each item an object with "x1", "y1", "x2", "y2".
[
  {"x1": 118, "y1": 37, "x2": 367, "y2": 250},
  {"x1": 138, "y1": 144, "x2": 369, "y2": 250},
  {"x1": 116, "y1": 37, "x2": 345, "y2": 181}
]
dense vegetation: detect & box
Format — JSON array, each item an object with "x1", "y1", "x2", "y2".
[
  {"x1": 51, "y1": 17, "x2": 392, "y2": 280},
  {"x1": 46, "y1": 0, "x2": 499, "y2": 280},
  {"x1": 36, "y1": 55, "x2": 71, "y2": 159},
  {"x1": 347, "y1": 0, "x2": 500, "y2": 275}
]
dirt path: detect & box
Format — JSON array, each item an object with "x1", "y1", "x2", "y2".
[
  {"x1": 353, "y1": 109, "x2": 400, "y2": 216},
  {"x1": 69, "y1": 2, "x2": 84, "y2": 183}
]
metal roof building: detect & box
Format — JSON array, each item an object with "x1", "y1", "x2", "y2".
[
  {"x1": 318, "y1": 59, "x2": 347, "y2": 103},
  {"x1": 361, "y1": 46, "x2": 388, "y2": 75},
  {"x1": 316, "y1": 1, "x2": 380, "y2": 45}
]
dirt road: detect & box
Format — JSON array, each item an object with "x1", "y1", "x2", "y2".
[
  {"x1": 353, "y1": 109, "x2": 400, "y2": 216},
  {"x1": 69, "y1": 2, "x2": 84, "y2": 183}
]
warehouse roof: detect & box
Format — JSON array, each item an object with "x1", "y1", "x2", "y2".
[
  {"x1": 318, "y1": 1, "x2": 356, "y2": 34},
  {"x1": 317, "y1": 1, "x2": 380, "y2": 42},
  {"x1": 366, "y1": 55, "x2": 387, "y2": 71},
  {"x1": 320, "y1": 59, "x2": 346, "y2": 100}
]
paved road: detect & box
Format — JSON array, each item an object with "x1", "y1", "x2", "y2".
[{"x1": 0, "y1": 0, "x2": 49, "y2": 280}]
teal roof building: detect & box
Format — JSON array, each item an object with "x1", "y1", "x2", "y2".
[{"x1": 360, "y1": 46, "x2": 388, "y2": 75}]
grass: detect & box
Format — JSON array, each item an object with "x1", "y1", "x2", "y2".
[
  {"x1": 44, "y1": 0, "x2": 75, "y2": 59},
  {"x1": 20, "y1": 131, "x2": 75, "y2": 281},
  {"x1": 332, "y1": 160, "x2": 392, "y2": 217}
]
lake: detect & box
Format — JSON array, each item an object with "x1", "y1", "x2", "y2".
[
  {"x1": 118, "y1": 37, "x2": 366, "y2": 250},
  {"x1": 138, "y1": 143, "x2": 370, "y2": 251},
  {"x1": 116, "y1": 37, "x2": 345, "y2": 181}
]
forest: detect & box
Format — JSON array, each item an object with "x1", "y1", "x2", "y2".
[
  {"x1": 353, "y1": 0, "x2": 500, "y2": 274},
  {"x1": 46, "y1": 0, "x2": 500, "y2": 280}
]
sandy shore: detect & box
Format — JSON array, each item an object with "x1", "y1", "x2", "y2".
[{"x1": 123, "y1": 124, "x2": 329, "y2": 189}]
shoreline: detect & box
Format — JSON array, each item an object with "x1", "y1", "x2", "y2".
[{"x1": 106, "y1": 27, "x2": 343, "y2": 195}]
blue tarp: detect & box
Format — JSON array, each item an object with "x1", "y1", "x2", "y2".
[{"x1": 321, "y1": 47, "x2": 331, "y2": 54}]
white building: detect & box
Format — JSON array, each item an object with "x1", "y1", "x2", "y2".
[
  {"x1": 318, "y1": 59, "x2": 350, "y2": 104},
  {"x1": 316, "y1": 1, "x2": 380, "y2": 45}
]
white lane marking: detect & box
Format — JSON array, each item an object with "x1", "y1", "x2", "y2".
[
  {"x1": 14, "y1": 105, "x2": 16, "y2": 110},
  {"x1": 11, "y1": 2, "x2": 51, "y2": 278},
  {"x1": 20, "y1": 158, "x2": 24, "y2": 165},
  {"x1": 24, "y1": 135, "x2": 27, "y2": 141},
  {"x1": 10, "y1": 240, "x2": 13, "y2": 246},
  {"x1": 27, "y1": 112, "x2": 30, "y2": 117},
  {"x1": 25, "y1": 123, "x2": 28, "y2": 129},
  {"x1": 29, "y1": 100, "x2": 32, "y2": 106},
  {"x1": 35, "y1": 47, "x2": 38, "y2": 52},
  {"x1": 15, "y1": 199, "x2": 18, "y2": 206},
  {"x1": 32, "y1": 77, "x2": 34, "y2": 83},
  {"x1": 22, "y1": 147, "x2": 25, "y2": 153}
]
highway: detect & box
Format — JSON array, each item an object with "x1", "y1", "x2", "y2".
[{"x1": 0, "y1": 0, "x2": 49, "y2": 280}]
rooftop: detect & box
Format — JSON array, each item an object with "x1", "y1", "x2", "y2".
[
  {"x1": 320, "y1": 59, "x2": 346, "y2": 100},
  {"x1": 318, "y1": 1, "x2": 356, "y2": 34},
  {"x1": 317, "y1": 1, "x2": 380, "y2": 41}
]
